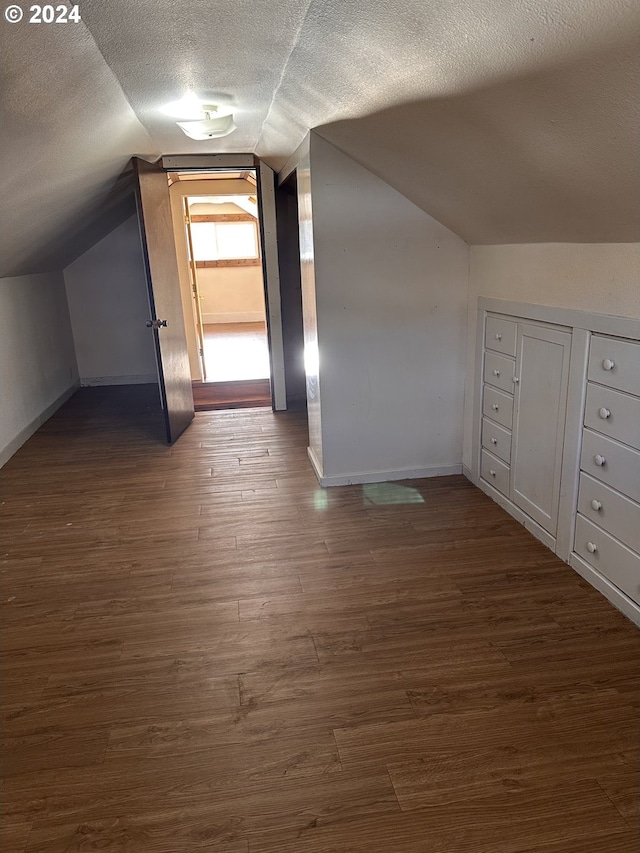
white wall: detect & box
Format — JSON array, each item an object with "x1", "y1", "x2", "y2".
[
  {"x1": 469, "y1": 244, "x2": 640, "y2": 318},
  {"x1": 0, "y1": 272, "x2": 79, "y2": 466},
  {"x1": 462, "y1": 242, "x2": 640, "y2": 469},
  {"x1": 198, "y1": 266, "x2": 265, "y2": 324},
  {"x1": 295, "y1": 137, "x2": 324, "y2": 471},
  {"x1": 305, "y1": 133, "x2": 470, "y2": 484},
  {"x1": 64, "y1": 216, "x2": 158, "y2": 385}
]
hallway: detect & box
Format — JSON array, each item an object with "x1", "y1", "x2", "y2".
[{"x1": 1, "y1": 389, "x2": 638, "y2": 852}]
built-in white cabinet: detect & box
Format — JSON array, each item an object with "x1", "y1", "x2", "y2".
[
  {"x1": 479, "y1": 314, "x2": 571, "y2": 546},
  {"x1": 571, "y1": 334, "x2": 640, "y2": 609},
  {"x1": 471, "y1": 301, "x2": 640, "y2": 626}
]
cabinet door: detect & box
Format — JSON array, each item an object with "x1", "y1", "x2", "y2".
[{"x1": 511, "y1": 324, "x2": 571, "y2": 535}]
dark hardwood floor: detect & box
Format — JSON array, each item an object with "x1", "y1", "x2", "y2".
[{"x1": 1, "y1": 387, "x2": 638, "y2": 852}]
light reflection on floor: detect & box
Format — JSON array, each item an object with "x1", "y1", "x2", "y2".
[
  {"x1": 362, "y1": 483, "x2": 425, "y2": 505},
  {"x1": 312, "y1": 482, "x2": 425, "y2": 509},
  {"x1": 203, "y1": 322, "x2": 270, "y2": 382}
]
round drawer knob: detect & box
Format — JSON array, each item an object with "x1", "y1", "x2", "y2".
[
  {"x1": 594, "y1": 454, "x2": 606, "y2": 466},
  {"x1": 493, "y1": 369, "x2": 500, "y2": 377},
  {"x1": 491, "y1": 437, "x2": 498, "y2": 445},
  {"x1": 590, "y1": 499, "x2": 602, "y2": 511},
  {"x1": 586, "y1": 542, "x2": 598, "y2": 554},
  {"x1": 489, "y1": 469, "x2": 496, "y2": 477},
  {"x1": 513, "y1": 376, "x2": 520, "y2": 383},
  {"x1": 492, "y1": 403, "x2": 499, "y2": 410},
  {"x1": 598, "y1": 407, "x2": 611, "y2": 419},
  {"x1": 495, "y1": 333, "x2": 502, "y2": 341},
  {"x1": 602, "y1": 358, "x2": 615, "y2": 371}
]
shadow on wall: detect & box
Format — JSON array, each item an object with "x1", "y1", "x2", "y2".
[
  {"x1": 315, "y1": 37, "x2": 640, "y2": 245},
  {"x1": 2, "y1": 162, "x2": 139, "y2": 278}
]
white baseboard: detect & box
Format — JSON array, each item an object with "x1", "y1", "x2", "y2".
[
  {"x1": 0, "y1": 381, "x2": 80, "y2": 468},
  {"x1": 309, "y1": 457, "x2": 462, "y2": 488},
  {"x1": 570, "y1": 552, "x2": 640, "y2": 627},
  {"x1": 203, "y1": 312, "x2": 264, "y2": 324},
  {"x1": 467, "y1": 465, "x2": 557, "y2": 551},
  {"x1": 475, "y1": 476, "x2": 556, "y2": 552},
  {"x1": 80, "y1": 374, "x2": 157, "y2": 386},
  {"x1": 466, "y1": 465, "x2": 640, "y2": 627}
]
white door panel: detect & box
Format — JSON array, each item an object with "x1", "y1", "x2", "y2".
[{"x1": 511, "y1": 324, "x2": 571, "y2": 535}]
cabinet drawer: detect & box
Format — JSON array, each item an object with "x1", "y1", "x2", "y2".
[
  {"x1": 486, "y1": 316, "x2": 517, "y2": 357},
  {"x1": 484, "y1": 351, "x2": 515, "y2": 393},
  {"x1": 588, "y1": 335, "x2": 640, "y2": 396},
  {"x1": 578, "y1": 472, "x2": 640, "y2": 553},
  {"x1": 482, "y1": 418, "x2": 512, "y2": 464},
  {"x1": 481, "y1": 449, "x2": 510, "y2": 497},
  {"x1": 574, "y1": 514, "x2": 640, "y2": 606},
  {"x1": 584, "y1": 383, "x2": 640, "y2": 450},
  {"x1": 580, "y1": 429, "x2": 640, "y2": 503},
  {"x1": 482, "y1": 386, "x2": 514, "y2": 430}
]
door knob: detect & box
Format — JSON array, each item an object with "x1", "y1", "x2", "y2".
[
  {"x1": 590, "y1": 499, "x2": 602, "y2": 511},
  {"x1": 493, "y1": 369, "x2": 500, "y2": 377},
  {"x1": 492, "y1": 403, "x2": 499, "y2": 410},
  {"x1": 594, "y1": 454, "x2": 606, "y2": 466},
  {"x1": 491, "y1": 437, "x2": 497, "y2": 445},
  {"x1": 598, "y1": 407, "x2": 611, "y2": 419},
  {"x1": 489, "y1": 469, "x2": 496, "y2": 477},
  {"x1": 602, "y1": 359, "x2": 615, "y2": 371},
  {"x1": 586, "y1": 542, "x2": 598, "y2": 554},
  {"x1": 495, "y1": 333, "x2": 502, "y2": 341}
]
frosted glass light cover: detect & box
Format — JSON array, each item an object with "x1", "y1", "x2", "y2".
[{"x1": 177, "y1": 114, "x2": 236, "y2": 140}]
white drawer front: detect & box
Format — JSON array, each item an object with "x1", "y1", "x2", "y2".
[
  {"x1": 578, "y1": 472, "x2": 640, "y2": 553},
  {"x1": 486, "y1": 316, "x2": 517, "y2": 357},
  {"x1": 482, "y1": 418, "x2": 512, "y2": 464},
  {"x1": 484, "y1": 351, "x2": 515, "y2": 393},
  {"x1": 584, "y1": 383, "x2": 640, "y2": 451},
  {"x1": 588, "y1": 335, "x2": 640, "y2": 397},
  {"x1": 580, "y1": 429, "x2": 640, "y2": 503},
  {"x1": 481, "y1": 449, "x2": 510, "y2": 497},
  {"x1": 482, "y1": 386, "x2": 514, "y2": 430},
  {"x1": 574, "y1": 514, "x2": 640, "y2": 606}
]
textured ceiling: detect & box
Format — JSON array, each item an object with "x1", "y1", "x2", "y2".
[
  {"x1": 0, "y1": 19, "x2": 157, "y2": 276},
  {"x1": 317, "y1": 38, "x2": 640, "y2": 243},
  {"x1": 1, "y1": 0, "x2": 638, "y2": 275}
]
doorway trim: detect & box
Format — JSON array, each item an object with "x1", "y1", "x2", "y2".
[
  {"x1": 162, "y1": 154, "x2": 256, "y2": 170},
  {"x1": 256, "y1": 161, "x2": 286, "y2": 411},
  {"x1": 163, "y1": 155, "x2": 287, "y2": 411}
]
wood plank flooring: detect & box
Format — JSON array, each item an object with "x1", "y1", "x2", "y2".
[
  {"x1": 192, "y1": 379, "x2": 272, "y2": 411},
  {"x1": 1, "y1": 387, "x2": 638, "y2": 852}
]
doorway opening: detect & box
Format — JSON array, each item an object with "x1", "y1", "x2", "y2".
[{"x1": 169, "y1": 169, "x2": 272, "y2": 410}]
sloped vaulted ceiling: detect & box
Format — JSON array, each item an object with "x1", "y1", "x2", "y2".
[
  {"x1": 1, "y1": 0, "x2": 638, "y2": 276},
  {"x1": 0, "y1": 20, "x2": 157, "y2": 276}
]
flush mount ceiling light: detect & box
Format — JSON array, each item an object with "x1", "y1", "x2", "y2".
[
  {"x1": 177, "y1": 107, "x2": 235, "y2": 140},
  {"x1": 160, "y1": 93, "x2": 236, "y2": 140}
]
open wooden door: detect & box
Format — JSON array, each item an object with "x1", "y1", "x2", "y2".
[{"x1": 133, "y1": 157, "x2": 194, "y2": 443}]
